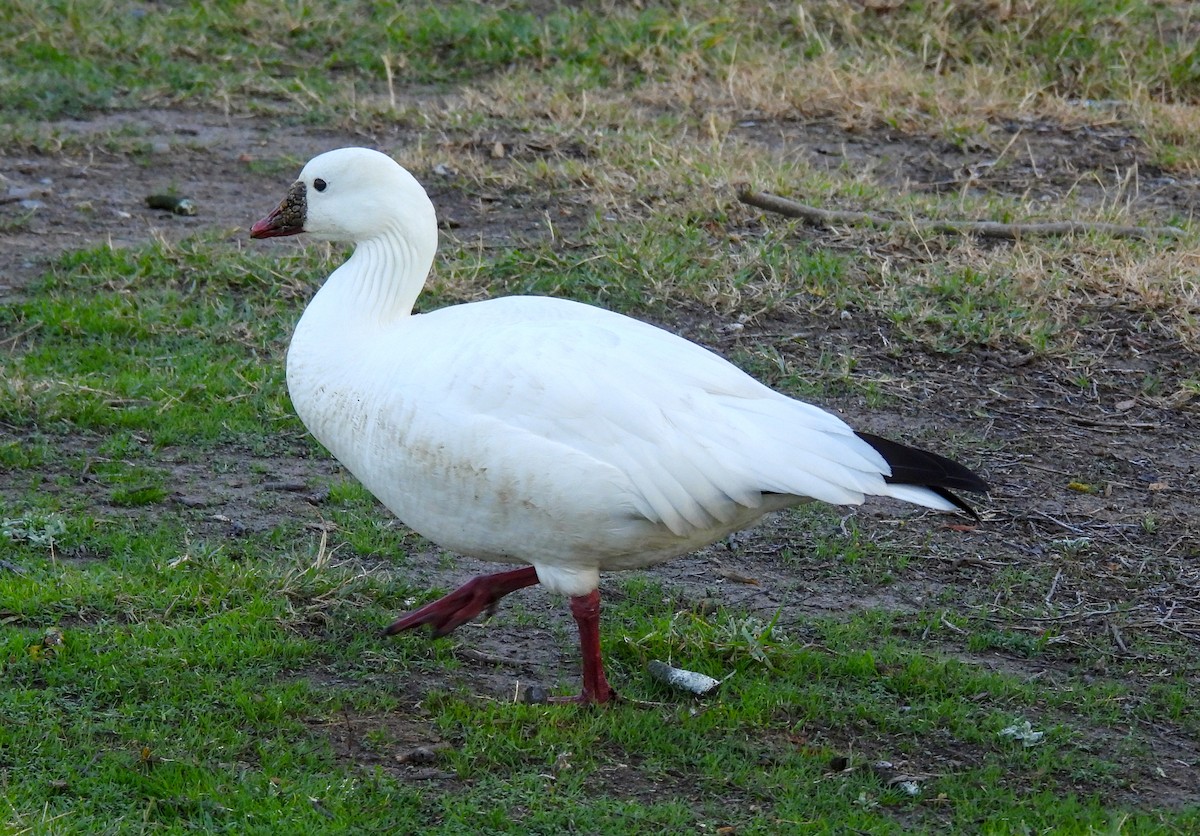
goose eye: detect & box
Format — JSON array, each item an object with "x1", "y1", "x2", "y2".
[{"x1": 313, "y1": 178, "x2": 327, "y2": 192}]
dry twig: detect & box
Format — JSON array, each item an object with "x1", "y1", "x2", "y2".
[{"x1": 736, "y1": 188, "x2": 1186, "y2": 240}]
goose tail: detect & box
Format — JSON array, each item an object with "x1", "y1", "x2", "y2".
[{"x1": 855, "y1": 431, "x2": 989, "y2": 519}]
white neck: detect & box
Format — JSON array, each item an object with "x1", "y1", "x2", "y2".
[
  {"x1": 286, "y1": 220, "x2": 434, "y2": 417},
  {"x1": 318, "y1": 223, "x2": 433, "y2": 328}
]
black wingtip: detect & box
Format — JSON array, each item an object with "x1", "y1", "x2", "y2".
[
  {"x1": 855, "y1": 431, "x2": 989, "y2": 518},
  {"x1": 927, "y1": 485, "x2": 981, "y2": 520}
]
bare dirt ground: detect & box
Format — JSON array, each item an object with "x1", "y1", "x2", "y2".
[{"x1": 3, "y1": 108, "x2": 1198, "y2": 808}]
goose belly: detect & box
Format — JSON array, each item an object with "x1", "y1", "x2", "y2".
[{"x1": 291, "y1": 379, "x2": 728, "y2": 572}]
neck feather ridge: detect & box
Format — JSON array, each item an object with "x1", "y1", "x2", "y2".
[{"x1": 335, "y1": 223, "x2": 432, "y2": 325}]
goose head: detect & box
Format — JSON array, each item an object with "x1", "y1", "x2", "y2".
[{"x1": 250, "y1": 147, "x2": 437, "y2": 249}]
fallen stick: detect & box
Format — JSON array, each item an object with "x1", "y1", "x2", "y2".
[{"x1": 736, "y1": 187, "x2": 1186, "y2": 240}]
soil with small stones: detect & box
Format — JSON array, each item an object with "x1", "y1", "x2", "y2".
[{"x1": 3, "y1": 108, "x2": 1198, "y2": 819}]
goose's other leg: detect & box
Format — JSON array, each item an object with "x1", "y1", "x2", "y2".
[
  {"x1": 384, "y1": 566, "x2": 540, "y2": 637},
  {"x1": 550, "y1": 590, "x2": 614, "y2": 705}
]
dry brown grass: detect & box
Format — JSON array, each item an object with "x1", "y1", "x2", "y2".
[
  {"x1": 283, "y1": 1, "x2": 1200, "y2": 359},
  {"x1": 396, "y1": 75, "x2": 1199, "y2": 353}
]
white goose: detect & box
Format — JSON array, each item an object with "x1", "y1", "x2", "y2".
[{"x1": 251, "y1": 147, "x2": 987, "y2": 704}]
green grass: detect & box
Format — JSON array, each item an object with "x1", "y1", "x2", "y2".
[
  {"x1": 0, "y1": 1, "x2": 740, "y2": 120},
  {"x1": 3, "y1": 0, "x2": 1200, "y2": 832},
  {"x1": 0, "y1": 239, "x2": 313, "y2": 446},
  {"x1": 4, "y1": 1, "x2": 1199, "y2": 122},
  {"x1": 4, "y1": 525, "x2": 1196, "y2": 832}
]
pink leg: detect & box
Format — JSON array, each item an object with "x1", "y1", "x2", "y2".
[
  {"x1": 384, "y1": 566, "x2": 540, "y2": 638},
  {"x1": 551, "y1": 589, "x2": 614, "y2": 705}
]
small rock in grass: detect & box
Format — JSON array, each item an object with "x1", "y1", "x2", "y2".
[
  {"x1": 145, "y1": 194, "x2": 197, "y2": 215},
  {"x1": 395, "y1": 743, "x2": 449, "y2": 764},
  {"x1": 522, "y1": 685, "x2": 550, "y2": 704},
  {"x1": 647, "y1": 660, "x2": 721, "y2": 696}
]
